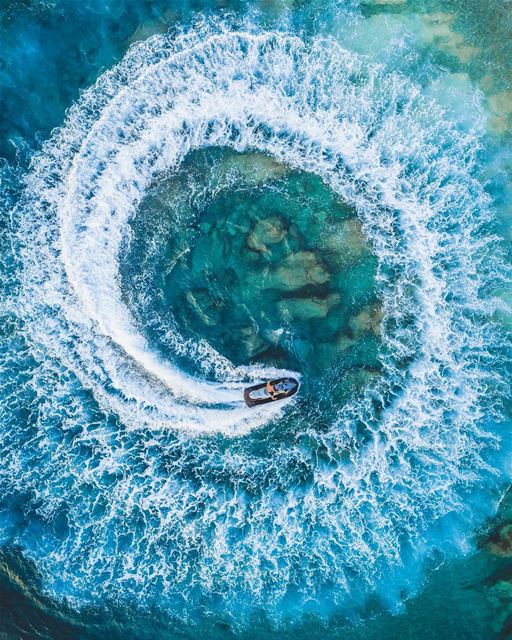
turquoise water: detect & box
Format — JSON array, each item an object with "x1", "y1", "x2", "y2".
[{"x1": 1, "y1": 0, "x2": 512, "y2": 638}]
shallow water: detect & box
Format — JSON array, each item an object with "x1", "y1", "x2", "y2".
[{"x1": 1, "y1": 0, "x2": 512, "y2": 638}]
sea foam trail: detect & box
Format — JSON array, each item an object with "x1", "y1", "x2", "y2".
[{"x1": 8, "y1": 21, "x2": 509, "y2": 620}]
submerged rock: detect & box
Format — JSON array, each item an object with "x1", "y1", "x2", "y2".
[
  {"x1": 247, "y1": 217, "x2": 287, "y2": 254},
  {"x1": 485, "y1": 578, "x2": 512, "y2": 637},
  {"x1": 323, "y1": 217, "x2": 370, "y2": 266},
  {"x1": 349, "y1": 303, "x2": 383, "y2": 337},
  {"x1": 484, "y1": 523, "x2": 512, "y2": 558},
  {"x1": 271, "y1": 251, "x2": 330, "y2": 290},
  {"x1": 488, "y1": 91, "x2": 512, "y2": 135},
  {"x1": 186, "y1": 291, "x2": 213, "y2": 326},
  {"x1": 239, "y1": 325, "x2": 268, "y2": 358},
  {"x1": 127, "y1": 13, "x2": 171, "y2": 46},
  {"x1": 186, "y1": 289, "x2": 224, "y2": 326},
  {"x1": 278, "y1": 293, "x2": 341, "y2": 321},
  {"x1": 336, "y1": 334, "x2": 356, "y2": 351},
  {"x1": 217, "y1": 152, "x2": 290, "y2": 186},
  {"x1": 421, "y1": 13, "x2": 480, "y2": 64}
]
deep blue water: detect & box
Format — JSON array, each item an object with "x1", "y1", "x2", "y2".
[{"x1": 1, "y1": 0, "x2": 512, "y2": 638}]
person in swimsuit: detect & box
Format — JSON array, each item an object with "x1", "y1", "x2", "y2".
[{"x1": 266, "y1": 381, "x2": 279, "y2": 399}]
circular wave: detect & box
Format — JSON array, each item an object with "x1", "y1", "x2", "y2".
[{"x1": 8, "y1": 19, "x2": 509, "y2": 621}]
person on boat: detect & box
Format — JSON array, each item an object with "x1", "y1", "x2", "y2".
[
  {"x1": 266, "y1": 380, "x2": 287, "y2": 399},
  {"x1": 266, "y1": 380, "x2": 278, "y2": 398}
]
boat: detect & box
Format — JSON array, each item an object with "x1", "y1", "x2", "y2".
[{"x1": 244, "y1": 377, "x2": 299, "y2": 407}]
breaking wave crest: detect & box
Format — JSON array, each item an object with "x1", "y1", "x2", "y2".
[{"x1": 4, "y1": 19, "x2": 510, "y2": 622}]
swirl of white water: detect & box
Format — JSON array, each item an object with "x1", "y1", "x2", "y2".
[{"x1": 13, "y1": 22, "x2": 508, "y2": 615}]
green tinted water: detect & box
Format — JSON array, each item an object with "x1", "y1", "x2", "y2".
[{"x1": 124, "y1": 149, "x2": 381, "y2": 404}]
